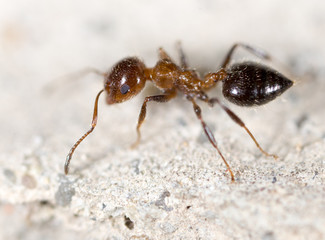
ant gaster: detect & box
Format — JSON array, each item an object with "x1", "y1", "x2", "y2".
[{"x1": 64, "y1": 43, "x2": 293, "y2": 181}]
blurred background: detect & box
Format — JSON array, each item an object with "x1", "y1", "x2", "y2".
[{"x1": 0, "y1": 0, "x2": 324, "y2": 239}]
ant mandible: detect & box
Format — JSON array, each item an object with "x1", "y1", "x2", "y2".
[{"x1": 64, "y1": 43, "x2": 293, "y2": 182}]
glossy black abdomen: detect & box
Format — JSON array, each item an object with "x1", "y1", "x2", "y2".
[{"x1": 222, "y1": 62, "x2": 293, "y2": 107}]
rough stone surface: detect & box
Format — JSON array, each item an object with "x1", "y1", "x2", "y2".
[{"x1": 0, "y1": 1, "x2": 324, "y2": 239}]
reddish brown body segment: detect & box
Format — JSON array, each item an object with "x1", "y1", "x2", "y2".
[{"x1": 64, "y1": 43, "x2": 293, "y2": 181}]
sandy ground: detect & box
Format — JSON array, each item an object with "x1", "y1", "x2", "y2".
[{"x1": 0, "y1": 0, "x2": 324, "y2": 239}]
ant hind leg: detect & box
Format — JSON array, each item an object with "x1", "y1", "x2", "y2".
[
  {"x1": 221, "y1": 43, "x2": 271, "y2": 69},
  {"x1": 207, "y1": 97, "x2": 278, "y2": 159}
]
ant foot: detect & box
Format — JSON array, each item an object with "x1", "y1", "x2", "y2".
[{"x1": 130, "y1": 140, "x2": 140, "y2": 149}]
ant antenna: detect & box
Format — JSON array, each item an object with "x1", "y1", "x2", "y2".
[
  {"x1": 43, "y1": 68, "x2": 105, "y2": 96},
  {"x1": 64, "y1": 89, "x2": 105, "y2": 174}
]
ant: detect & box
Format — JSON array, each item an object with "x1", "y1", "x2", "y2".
[{"x1": 64, "y1": 43, "x2": 293, "y2": 181}]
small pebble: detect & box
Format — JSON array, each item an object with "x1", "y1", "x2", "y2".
[
  {"x1": 22, "y1": 174, "x2": 37, "y2": 189},
  {"x1": 3, "y1": 169, "x2": 16, "y2": 183},
  {"x1": 55, "y1": 182, "x2": 75, "y2": 206}
]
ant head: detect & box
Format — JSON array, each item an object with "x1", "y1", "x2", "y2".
[{"x1": 104, "y1": 57, "x2": 146, "y2": 104}]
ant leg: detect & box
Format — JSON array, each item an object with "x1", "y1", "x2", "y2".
[
  {"x1": 64, "y1": 89, "x2": 105, "y2": 174},
  {"x1": 207, "y1": 97, "x2": 278, "y2": 159},
  {"x1": 131, "y1": 91, "x2": 176, "y2": 148},
  {"x1": 190, "y1": 98, "x2": 235, "y2": 182},
  {"x1": 221, "y1": 43, "x2": 271, "y2": 68},
  {"x1": 176, "y1": 41, "x2": 188, "y2": 69},
  {"x1": 64, "y1": 67, "x2": 106, "y2": 78},
  {"x1": 158, "y1": 47, "x2": 173, "y2": 62},
  {"x1": 45, "y1": 67, "x2": 106, "y2": 94}
]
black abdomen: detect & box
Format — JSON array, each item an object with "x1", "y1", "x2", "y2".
[{"x1": 222, "y1": 62, "x2": 293, "y2": 107}]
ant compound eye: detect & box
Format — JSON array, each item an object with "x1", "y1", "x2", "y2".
[{"x1": 120, "y1": 84, "x2": 130, "y2": 94}]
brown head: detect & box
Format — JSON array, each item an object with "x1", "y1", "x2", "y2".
[
  {"x1": 65, "y1": 57, "x2": 148, "y2": 174},
  {"x1": 104, "y1": 57, "x2": 147, "y2": 104}
]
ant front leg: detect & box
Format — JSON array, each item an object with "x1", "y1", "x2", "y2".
[
  {"x1": 131, "y1": 90, "x2": 176, "y2": 148},
  {"x1": 159, "y1": 44, "x2": 188, "y2": 69},
  {"x1": 67, "y1": 67, "x2": 107, "y2": 78},
  {"x1": 207, "y1": 97, "x2": 278, "y2": 159},
  {"x1": 45, "y1": 67, "x2": 106, "y2": 94},
  {"x1": 158, "y1": 48, "x2": 173, "y2": 62},
  {"x1": 190, "y1": 98, "x2": 235, "y2": 182},
  {"x1": 176, "y1": 41, "x2": 188, "y2": 69},
  {"x1": 221, "y1": 43, "x2": 271, "y2": 68}
]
